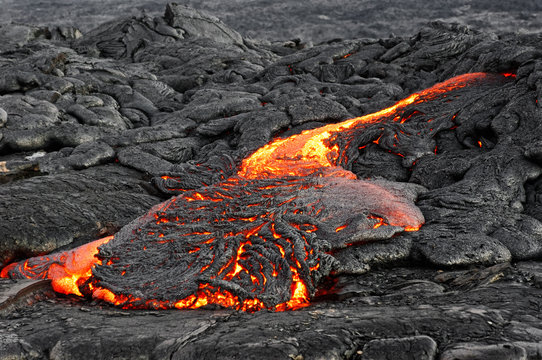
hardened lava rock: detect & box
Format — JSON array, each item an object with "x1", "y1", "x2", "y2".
[
  {"x1": 3, "y1": 2, "x2": 542, "y2": 359},
  {"x1": 89, "y1": 175, "x2": 424, "y2": 309},
  {"x1": 1, "y1": 1, "x2": 542, "y2": 306}
]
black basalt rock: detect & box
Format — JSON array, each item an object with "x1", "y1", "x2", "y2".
[{"x1": 1, "y1": 2, "x2": 542, "y2": 358}]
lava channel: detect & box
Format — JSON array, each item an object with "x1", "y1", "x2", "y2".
[{"x1": 0, "y1": 72, "x2": 514, "y2": 311}]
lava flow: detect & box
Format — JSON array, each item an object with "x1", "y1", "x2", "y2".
[
  {"x1": 239, "y1": 72, "x2": 496, "y2": 179},
  {"x1": 1, "y1": 72, "x2": 514, "y2": 311}
]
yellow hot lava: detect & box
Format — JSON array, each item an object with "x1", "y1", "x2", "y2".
[
  {"x1": 1, "y1": 72, "x2": 497, "y2": 311},
  {"x1": 239, "y1": 72, "x2": 490, "y2": 180}
]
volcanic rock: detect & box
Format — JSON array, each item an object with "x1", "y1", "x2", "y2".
[
  {"x1": 4, "y1": 263, "x2": 542, "y2": 359},
  {"x1": 1, "y1": 1, "x2": 542, "y2": 359},
  {"x1": 164, "y1": 3, "x2": 244, "y2": 46},
  {"x1": 440, "y1": 343, "x2": 528, "y2": 360},
  {"x1": 333, "y1": 237, "x2": 412, "y2": 275},
  {"x1": 359, "y1": 335, "x2": 438, "y2": 360},
  {"x1": 0, "y1": 165, "x2": 160, "y2": 266}
]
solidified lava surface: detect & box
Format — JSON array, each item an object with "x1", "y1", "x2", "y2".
[
  {"x1": 2, "y1": 2, "x2": 542, "y2": 359},
  {"x1": 1, "y1": 70, "x2": 518, "y2": 311}
]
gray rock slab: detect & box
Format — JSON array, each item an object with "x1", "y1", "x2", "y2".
[
  {"x1": 415, "y1": 233, "x2": 512, "y2": 267},
  {"x1": 333, "y1": 237, "x2": 412, "y2": 275},
  {"x1": 0, "y1": 165, "x2": 161, "y2": 266},
  {"x1": 360, "y1": 335, "x2": 437, "y2": 360},
  {"x1": 440, "y1": 343, "x2": 527, "y2": 360}
]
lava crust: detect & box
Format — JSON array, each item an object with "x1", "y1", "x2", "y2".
[
  {"x1": 3, "y1": 2, "x2": 542, "y2": 359},
  {"x1": 1, "y1": 72, "x2": 516, "y2": 310}
]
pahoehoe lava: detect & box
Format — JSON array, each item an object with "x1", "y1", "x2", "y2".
[
  {"x1": 1, "y1": 72, "x2": 516, "y2": 311},
  {"x1": 4, "y1": 2, "x2": 542, "y2": 358}
]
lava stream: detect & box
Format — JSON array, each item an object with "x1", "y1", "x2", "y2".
[
  {"x1": 0, "y1": 72, "x2": 506, "y2": 311},
  {"x1": 239, "y1": 72, "x2": 491, "y2": 179}
]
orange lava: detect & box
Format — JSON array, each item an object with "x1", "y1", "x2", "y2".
[
  {"x1": 239, "y1": 72, "x2": 490, "y2": 180},
  {"x1": 1, "y1": 236, "x2": 113, "y2": 297},
  {"x1": 1, "y1": 72, "x2": 500, "y2": 311}
]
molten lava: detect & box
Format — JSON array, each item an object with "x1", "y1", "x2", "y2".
[
  {"x1": 239, "y1": 72, "x2": 493, "y2": 180},
  {"x1": 1, "y1": 236, "x2": 113, "y2": 297},
  {"x1": 0, "y1": 72, "x2": 513, "y2": 311}
]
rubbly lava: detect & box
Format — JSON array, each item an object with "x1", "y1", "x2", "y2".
[{"x1": 1, "y1": 72, "x2": 514, "y2": 311}]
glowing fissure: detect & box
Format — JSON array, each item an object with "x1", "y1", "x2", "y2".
[{"x1": 1, "y1": 72, "x2": 505, "y2": 311}]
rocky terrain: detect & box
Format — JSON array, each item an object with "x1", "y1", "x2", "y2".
[
  {"x1": 1, "y1": 2, "x2": 542, "y2": 359},
  {"x1": 1, "y1": 0, "x2": 542, "y2": 41}
]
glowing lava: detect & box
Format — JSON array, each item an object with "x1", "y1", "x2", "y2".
[
  {"x1": 1, "y1": 236, "x2": 113, "y2": 297},
  {"x1": 239, "y1": 72, "x2": 491, "y2": 180},
  {"x1": 0, "y1": 72, "x2": 508, "y2": 311}
]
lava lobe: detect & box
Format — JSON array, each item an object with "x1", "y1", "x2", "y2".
[{"x1": 1, "y1": 72, "x2": 514, "y2": 311}]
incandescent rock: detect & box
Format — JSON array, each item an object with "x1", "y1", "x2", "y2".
[{"x1": 1, "y1": 4, "x2": 542, "y2": 358}]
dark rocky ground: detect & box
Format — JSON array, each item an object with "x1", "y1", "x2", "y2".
[
  {"x1": 2, "y1": 1, "x2": 542, "y2": 359},
  {"x1": 3, "y1": 262, "x2": 542, "y2": 359},
  {"x1": 1, "y1": 0, "x2": 542, "y2": 42}
]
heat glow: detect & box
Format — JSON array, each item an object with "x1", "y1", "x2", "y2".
[
  {"x1": 1, "y1": 72, "x2": 500, "y2": 311},
  {"x1": 239, "y1": 72, "x2": 490, "y2": 180}
]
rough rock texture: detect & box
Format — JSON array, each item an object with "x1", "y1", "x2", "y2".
[
  {"x1": 3, "y1": 262, "x2": 542, "y2": 359},
  {"x1": 1, "y1": 2, "x2": 542, "y2": 359},
  {"x1": 89, "y1": 176, "x2": 423, "y2": 309},
  {"x1": 360, "y1": 335, "x2": 438, "y2": 360},
  {"x1": 1, "y1": 0, "x2": 542, "y2": 41},
  {"x1": 0, "y1": 165, "x2": 160, "y2": 265}
]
